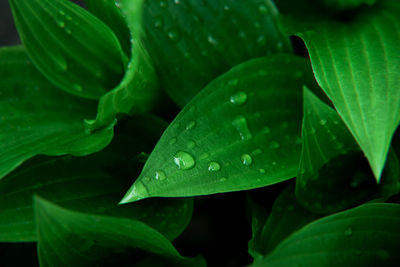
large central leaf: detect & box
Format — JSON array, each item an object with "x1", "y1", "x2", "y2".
[
  {"x1": 121, "y1": 54, "x2": 321, "y2": 203},
  {"x1": 278, "y1": 0, "x2": 400, "y2": 181}
]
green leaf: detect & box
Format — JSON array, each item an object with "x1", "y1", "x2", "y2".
[
  {"x1": 9, "y1": 0, "x2": 126, "y2": 99},
  {"x1": 249, "y1": 183, "x2": 321, "y2": 259},
  {"x1": 252, "y1": 203, "x2": 400, "y2": 266},
  {"x1": 85, "y1": 0, "x2": 160, "y2": 131},
  {"x1": 34, "y1": 196, "x2": 204, "y2": 267},
  {"x1": 121, "y1": 54, "x2": 320, "y2": 203},
  {"x1": 322, "y1": 0, "x2": 376, "y2": 11},
  {"x1": 85, "y1": 0, "x2": 131, "y2": 55},
  {"x1": 142, "y1": 0, "x2": 291, "y2": 106},
  {"x1": 279, "y1": 0, "x2": 400, "y2": 181},
  {"x1": 0, "y1": 46, "x2": 114, "y2": 179},
  {"x1": 0, "y1": 115, "x2": 193, "y2": 242}
]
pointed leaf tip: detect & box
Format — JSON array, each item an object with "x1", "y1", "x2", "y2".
[{"x1": 120, "y1": 181, "x2": 149, "y2": 204}]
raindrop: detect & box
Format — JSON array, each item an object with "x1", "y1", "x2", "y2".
[
  {"x1": 155, "y1": 170, "x2": 167, "y2": 180},
  {"x1": 272, "y1": 161, "x2": 277, "y2": 166},
  {"x1": 57, "y1": 20, "x2": 65, "y2": 28},
  {"x1": 241, "y1": 154, "x2": 253, "y2": 166},
  {"x1": 66, "y1": 15, "x2": 72, "y2": 21},
  {"x1": 160, "y1": 0, "x2": 168, "y2": 8},
  {"x1": 258, "y1": 4, "x2": 269, "y2": 14},
  {"x1": 344, "y1": 227, "x2": 353, "y2": 236},
  {"x1": 232, "y1": 116, "x2": 252, "y2": 141},
  {"x1": 173, "y1": 151, "x2": 195, "y2": 170},
  {"x1": 186, "y1": 121, "x2": 196, "y2": 130},
  {"x1": 251, "y1": 149, "x2": 263, "y2": 156},
  {"x1": 174, "y1": 0, "x2": 181, "y2": 4},
  {"x1": 223, "y1": 5, "x2": 230, "y2": 11},
  {"x1": 269, "y1": 141, "x2": 280, "y2": 149},
  {"x1": 239, "y1": 31, "x2": 246, "y2": 39},
  {"x1": 230, "y1": 91, "x2": 247, "y2": 105},
  {"x1": 257, "y1": 35, "x2": 266, "y2": 46},
  {"x1": 167, "y1": 29, "x2": 180, "y2": 41},
  {"x1": 59, "y1": 10, "x2": 65, "y2": 16},
  {"x1": 73, "y1": 83, "x2": 83, "y2": 92},
  {"x1": 208, "y1": 162, "x2": 221, "y2": 172},
  {"x1": 154, "y1": 17, "x2": 163, "y2": 28},
  {"x1": 187, "y1": 140, "x2": 196, "y2": 149},
  {"x1": 319, "y1": 119, "x2": 327, "y2": 126},
  {"x1": 220, "y1": 177, "x2": 227, "y2": 182},
  {"x1": 228, "y1": 78, "x2": 239, "y2": 86},
  {"x1": 169, "y1": 137, "x2": 177, "y2": 145},
  {"x1": 259, "y1": 168, "x2": 265, "y2": 174},
  {"x1": 262, "y1": 126, "x2": 271, "y2": 134},
  {"x1": 207, "y1": 35, "x2": 218, "y2": 45}
]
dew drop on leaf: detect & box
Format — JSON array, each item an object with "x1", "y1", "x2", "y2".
[
  {"x1": 155, "y1": 170, "x2": 167, "y2": 180},
  {"x1": 167, "y1": 29, "x2": 180, "y2": 41},
  {"x1": 241, "y1": 154, "x2": 253, "y2": 166},
  {"x1": 258, "y1": 4, "x2": 269, "y2": 14},
  {"x1": 187, "y1": 140, "x2": 196, "y2": 149},
  {"x1": 259, "y1": 168, "x2": 265, "y2": 174},
  {"x1": 73, "y1": 83, "x2": 83, "y2": 92},
  {"x1": 57, "y1": 20, "x2": 65, "y2": 28},
  {"x1": 186, "y1": 121, "x2": 196, "y2": 130},
  {"x1": 319, "y1": 119, "x2": 327, "y2": 125},
  {"x1": 269, "y1": 141, "x2": 280, "y2": 149},
  {"x1": 159, "y1": 0, "x2": 168, "y2": 8},
  {"x1": 208, "y1": 162, "x2": 221, "y2": 172},
  {"x1": 344, "y1": 227, "x2": 353, "y2": 236},
  {"x1": 220, "y1": 177, "x2": 227, "y2": 182},
  {"x1": 230, "y1": 91, "x2": 247, "y2": 105},
  {"x1": 169, "y1": 137, "x2": 177, "y2": 145},
  {"x1": 228, "y1": 78, "x2": 239, "y2": 86},
  {"x1": 154, "y1": 16, "x2": 163, "y2": 28},
  {"x1": 232, "y1": 116, "x2": 252, "y2": 141},
  {"x1": 173, "y1": 151, "x2": 195, "y2": 170}
]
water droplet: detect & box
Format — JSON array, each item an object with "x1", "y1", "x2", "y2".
[
  {"x1": 73, "y1": 83, "x2": 82, "y2": 92},
  {"x1": 59, "y1": 10, "x2": 65, "y2": 16},
  {"x1": 154, "y1": 16, "x2": 163, "y2": 28},
  {"x1": 169, "y1": 137, "x2": 177, "y2": 145},
  {"x1": 262, "y1": 127, "x2": 271, "y2": 134},
  {"x1": 173, "y1": 151, "x2": 195, "y2": 170},
  {"x1": 208, "y1": 162, "x2": 221, "y2": 172},
  {"x1": 174, "y1": 0, "x2": 181, "y2": 4},
  {"x1": 199, "y1": 153, "x2": 209, "y2": 160},
  {"x1": 319, "y1": 119, "x2": 327, "y2": 126},
  {"x1": 66, "y1": 15, "x2": 72, "y2": 21},
  {"x1": 155, "y1": 170, "x2": 166, "y2": 180},
  {"x1": 57, "y1": 20, "x2": 65, "y2": 28},
  {"x1": 272, "y1": 161, "x2": 277, "y2": 166},
  {"x1": 259, "y1": 168, "x2": 265, "y2": 174},
  {"x1": 66, "y1": 28, "x2": 72, "y2": 35},
  {"x1": 251, "y1": 149, "x2": 263, "y2": 156},
  {"x1": 258, "y1": 4, "x2": 269, "y2": 14},
  {"x1": 239, "y1": 31, "x2": 246, "y2": 39},
  {"x1": 232, "y1": 116, "x2": 252, "y2": 141},
  {"x1": 207, "y1": 35, "x2": 218, "y2": 45},
  {"x1": 269, "y1": 141, "x2": 280, "y2": 149},
  {"x1": 144, "y1": 176, "x2": 151, "y2": 182},
  {"x1": 167, "y1": 29, "x2": 180, "y2": 41},
  {"x1": 160, "y1": 0, "x2": 168, "y2": 8},
  {"x1": 228, "y1": 78, "x2": 239, "y2": 86},
  {"x1": 241, "y1": 154, "x2": 253, "y2": 166},
  {"x1": 186, "y1": 121, "x2": 196, "y2": 130},
  {"x1": 230, "y1": 91, "x2": 247, "y2": 105},
  {"x1": 257, "y1": 35, "x2": 266, "y2": 46},
  {"x1": 187, "y1": 140, "x2": 196, "y2": 149},
  {"x1": 220, "y1": 177, "x2": 227, "y2": 182},
  {"x1": 223, "y1": 5, "x2": 230, "y2": 11},
  {"x1": 344, "y1": 227, "x2": 353, "y2": 236}
]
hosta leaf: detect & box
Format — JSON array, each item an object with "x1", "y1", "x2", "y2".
[
  {"x1": 0, "y1": 46, "x2": 113, "y2": 179},
  {"x1": 0, "y1": 115, "x2": 193, "y2": 242},
  {"x1": 34, "y1": 196, "x2": 204, "y2": 267},
  {"x1": 297, "y1": 88, "x2": 379, "y2": 214},
  {"x1": 249, "y1": 183, "x2": 321, "y2": 259},
  {"x1": 252, "y1": 203, "x2": 400, "y2": 266},
  {"x1": 279, "y1": 0, "x2": 400, "y2": 181},
  {"x1": 9, "y1": 0, "x2": 126, "y2": 99},
  {"x1": 85, "y1": 0, "x2": 160, "y2": 130},
  {"x1": 85, "y1": 0, "x2": 131, "y2": 55},
  {"x1": 121, "y1": 54, "x2": 320, "y2": 203},
  {"x1": 142, "y1": 0, "x2": 291, "y2": 106}
]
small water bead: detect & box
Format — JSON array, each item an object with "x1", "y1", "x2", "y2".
[
  {"x1": 169, "y1": 137, "x2": 177, "y2": 145},
  {"x1": 257, "y1": 35, "x2": 266, "y2": 46},
  {"x1": 154, "y1": 17, "x2": 163, "y2": 28},
  {"x1": 207, "y1": 35, "x2": 218, "y2": 45},
  {"x1": 259, "y1": 168, "x2": 265, "y2": 174},
  {"x1": 269, "y1": 141, "x2": 280, "y2": 149},
  {"x1": 230, "y1": 91, "x2": 247, "y2": 105},
  {"x1": 186, "y1": 121, "x2": 196, "y2": 130},
  {"x1": 208, "y1": 162, "x2": 221, "y2": 172},
  {"x1": 241, "y1": 154, "x2": 253, "y2": 166},
  {"x1": 155, "y1": 170, "x2": 167, "y2": 180},
  {"x1": 220, "y1": 177, "x2": 227, "y2": 182},
  {"x1": 251, "y1": 149, "x2": 263, "y2": 156},
  {"x1": 59, "y1": 10, "x2": 65, "y2": 16},
  {"x1": 239, "y1": 31, "x2": 246, "y2": 39},
  {"x1": 262, "y1": 126, "x2": 271, "y2": 134},
  {"x1": 57, "y1": 20, "x2": 65, "y2": 28},
  {"x1": 344, "y1": 227, "x2": 353, "y2": 236},
  {"x1": 167, "y1": 29, "x2": 180, "y2": 41},
  {"x1": 160, "y1": 0, "x2": 168, "y2": 8},
  {"x1": 272, "y1": 161, "x2": 277, "y2": 166},
  {"x1": 319, "y1": 119, "x2": 327, "y2": 126},
  {"x1": 173, "y1": 151, "x2": 195, "y2": 170},
  {"x1": 73, "y1": 83, "x2": 83, "y2": 92},
  {"x1": 174, "y1": 0, "x2": 181, "y2": 4},
  {"x1": 144, "y1": 176, "x2": 151, "y2": 182},
  {"x1": 66, "y1": 15, "x2": 72, "y2": 21},
  {"x1": 232, "y1": 116, "x2": 252, "y2": 141},
  {"x1": 223, "y1": 5, "x2": 230, "y2": 11},
  {"x1": 228, "y1": 78, "x2": 239, "y2": 86},
  {"x1": 187, "y1": 140, "x2": 196, "y2": 149},
  {"x1": 258, "y1": 4, "x2": 269, "y2": 14}
]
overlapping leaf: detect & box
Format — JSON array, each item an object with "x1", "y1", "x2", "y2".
[
  {"x1": 142, "y1": 0, "x2": 291, "y2": 106},
  {"x1": 278, "y1": 0, "x2": 400, "y2": 181},
  {"x1": 253, "y1": 203, "x2": 400, "y2": 266},
  {"x1": 121, "y1": 54, "x2": 321, "y2": 203},
  {"x1": 9, "y1": 0, "x2": 126, "y2": 99},
  {"x1": 35, "y1": 196, "x2": 204, "y2": 267},
  {"x1": 85, "y1": 0, "x2": 160, "y2": 130},
  {"x1": 0, "y1": 46, "x2": 114, "y2": 179},
  {"x1": 0, "y1": 115, "x2": 193, "y2": 242}
]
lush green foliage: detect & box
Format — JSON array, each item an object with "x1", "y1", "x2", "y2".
[{"x1": 1, "y1": 0, "x2": 400, "y2": 266}]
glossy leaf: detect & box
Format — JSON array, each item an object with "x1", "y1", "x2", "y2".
[
  {"x1": 253, "y1": 203, "x2": 400, "y2": 266},
  {"x1": 85, "y1": 0, "x2": 131, "y2": 55},
  {"x1": 249, "y1": 183, "x2": 321, "y2": 259},
  {"x1": 0, "y1": 115, "x2": 193, "y2": 242},
  {"x1": 85, "y1": 0, "x2": 160, "y2": 131},
  {"x1": 121, "y1": 54, "x2": 320, "y2": 203},
  {"x1": 9, "y1": 0, "x2": 126, "y2": 99},
  {"x1": 34, "y1": 196, "x2": 204, "y2": 267},
  {"x1": 0, "y1": 46, "x2": 114, "y2": 179},
  {"x1": 142, "y1": 0, "x2": 291, "y2": 106},
  {"x1": 279, "y1": 0, "x2": 400, "y2": 181}
]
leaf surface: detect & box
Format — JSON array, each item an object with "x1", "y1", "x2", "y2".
[
  {"x1": 121, "y1": 54, "x2": 320, "y2": 202},
  {"x1": 34, "y1": 196, "x2": 203, "y2": 267},
  {"x1": 9, "y1": 0, "x2": 125, "y2": 99},
  {"x1": 253, "y1": 203, "x2": 400, "y2": 266},
  {"x1": 279, "y1": 0, "x2": 400, "y2": 180},
  {"x1": 142, "y1": 0, "x2": 291, "y2": 106},
  {"x1": 0, "y1": 46, "x2": 113, "y2": 179},
  {"x1": 0, "y1": 116, "x2": 192, "y2": 242}
]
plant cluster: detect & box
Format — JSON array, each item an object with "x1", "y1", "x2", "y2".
[{"x1": 1, "y1": 0, "x2": 400, "y2": 266}]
